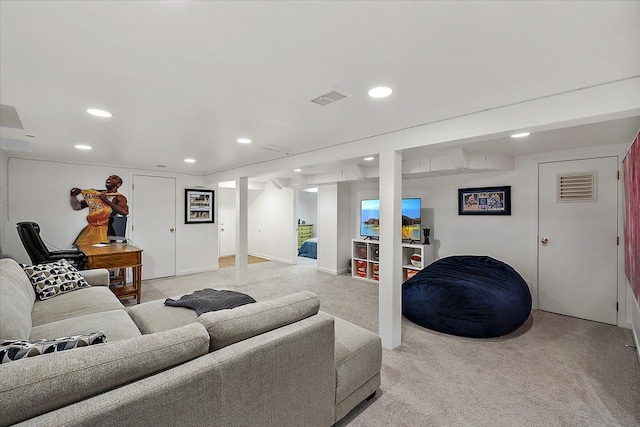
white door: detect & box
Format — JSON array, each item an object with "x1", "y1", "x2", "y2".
[
  {"x1": 131, "y1": 175, "x2": 176, "y2": 279},
  {"x1": 538, "y1": 157, "x2": 618, "y2": 324},
  {"x1": 218, "y1": 188, "x2": 236, "y2": 257}
]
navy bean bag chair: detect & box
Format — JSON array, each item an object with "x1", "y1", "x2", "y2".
[{"x1": 402, "y1": 255, "x2": 531, "y2": 338}]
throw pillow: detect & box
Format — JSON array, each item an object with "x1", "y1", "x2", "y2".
[
  {"x1": 21, "y1": 259, "x2": 90, "y2": 300},
  {"x1": 0, "y1": 331, "x2": 106, "y2": 364}
]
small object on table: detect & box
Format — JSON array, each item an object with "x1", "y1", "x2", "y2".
[{"x1": 423, "y1": 228, "x2": 430, "y2": 245}]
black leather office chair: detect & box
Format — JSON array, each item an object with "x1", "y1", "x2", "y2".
[{"x1": 16, "y1": 222, "x2": 85, "y2": 270}]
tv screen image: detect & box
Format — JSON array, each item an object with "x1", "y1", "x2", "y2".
[
  {"x1": 360, "y1": 199, "x2": 380, "y2": 237},
  {"x1": 360, "y1": 198, "x2": 421, "y2": 240},
  {"x1": 401, "y1": 198, "x2": 421, "y2": 241}
]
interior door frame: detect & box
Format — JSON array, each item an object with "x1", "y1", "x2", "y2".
[{"x1": 533, "y1": 144, "x2": 629, "y2": 327}]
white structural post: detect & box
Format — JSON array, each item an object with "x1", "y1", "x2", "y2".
[
  {"x1": 378, "y1": 150, "x2": 403, "y2": 349},
  {"x1": 236, "y1": 176, "x2": 248, "y2": 286}
]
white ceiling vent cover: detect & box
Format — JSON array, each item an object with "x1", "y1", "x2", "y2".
[
  {"x1": 557, "y1": 172, "x2": 596, "y2": 202},
  {"x1": 310, "y1": 89, "x2": 350, "y2": 106}
]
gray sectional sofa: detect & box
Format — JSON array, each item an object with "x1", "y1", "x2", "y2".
[{"x1": 0, "y1": 258, "x2": 382, "y2": 426}]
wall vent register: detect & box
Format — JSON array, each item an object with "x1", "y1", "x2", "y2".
[{"x1": 557, "y1": 171, "x2": 596, "y2": 202}]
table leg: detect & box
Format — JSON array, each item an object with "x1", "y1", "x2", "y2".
[{"x1": 134, "y1": 265, "x2": 141, "y2": 304}]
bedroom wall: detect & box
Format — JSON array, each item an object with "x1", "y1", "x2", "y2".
[
  {"x1": 2, "y1": 157, "x2": 218, "y2": 276},
  {"x1": 247, "y1": 180, "x2": 296, "y2": 264},
  {"x1": 295, "y1": 190, "x2": 318, "y2": 237}
]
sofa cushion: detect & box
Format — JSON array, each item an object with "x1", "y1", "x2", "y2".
[
  {"x1": 0, "y1": 258, "x2": 36, "y2": 340},
  {"x1": 127, "y1": 299, "x2": 199, "y2": 334},
  {"x1": 198, "y1": 290, "x2": 320, "y2": 351},
  {"x1": 0, "y1": 331, "x2": 106, "y2": 363},
  {"x1": 21, "y1": 259, "x2": 90, "y2": 301},
  {"x1": 333, "y1": 316, "x2": 382, "y2": 404},
  {"x1": 0, "y1": 323, "x2": 210, "y2": 426},
  {"x1": 31, "y1": 286, "x2": 124, "y2": 327},
  {"x1": 30, "y1": 309, "x2": 142, "y2": 342}
]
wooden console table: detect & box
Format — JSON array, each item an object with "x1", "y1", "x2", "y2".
[{"x1": 77, "y1": 243, "x2": 143, "y2": 304}]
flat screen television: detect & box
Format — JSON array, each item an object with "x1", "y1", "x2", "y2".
[{"x1": 360, "y1": 198, "x2": 421, "y2": 240}]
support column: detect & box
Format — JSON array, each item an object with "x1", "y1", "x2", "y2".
[
  {"x1": 236, "y1": 176, "x2": 248, "y2": 286},
  {"x1": 378, "y1": 150, "x2": 403, "y2": 349}
]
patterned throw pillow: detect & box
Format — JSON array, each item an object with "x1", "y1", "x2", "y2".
[
  {"x1": 21, "y1": 259, "x2": 91, "y2": 300},
  {"x1": 0, "y1": 331, "x2": 107, "y2": 363}
]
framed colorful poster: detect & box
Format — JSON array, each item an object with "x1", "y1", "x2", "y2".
[
  {"x1": 185, "y1": 189, "x2": 214, "y2": 224},
  {"x1": 623, "y1": 131, "x2": 640, "y2": 303},
  {"x1": 458, "y1": 186, "x2": 511, "y2": 215}
]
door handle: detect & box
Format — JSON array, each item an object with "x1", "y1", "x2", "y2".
[
  {"x1": 170, "y1": 228, "x2": 175, "y2": 232},
  {"x1": 540, "y1": 237, "x2": 548, "y2": 244}
]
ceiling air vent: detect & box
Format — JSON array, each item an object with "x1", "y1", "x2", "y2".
[
  {"x1": 557, "y1": 172, "x2": 596, "y2": 202},
  {"x1": 310, "y1": 89, "x2": 350, "y2": 106},
  {"x1": 262, "y1": 144, "x2": 288, "y2": 153}
]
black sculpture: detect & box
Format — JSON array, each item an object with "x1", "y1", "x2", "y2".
[{"x1": 423, "y1": 228, "x2": 430, "y2": 245}]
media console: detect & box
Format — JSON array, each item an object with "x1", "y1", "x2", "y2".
[{"x1": 351, "y1": 238, "x2": 435, "y2": 283}]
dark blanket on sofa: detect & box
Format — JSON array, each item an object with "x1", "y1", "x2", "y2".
[{"x1": 165, "y1": 288, "x2": 256, "y2": 316}]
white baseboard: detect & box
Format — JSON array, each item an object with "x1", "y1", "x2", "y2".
[
  {"x1": 337, "y1": 267, "x2": 349, "y2": 275},
  {"x1": 176, "y1": 266, "x2": 218, "y2": 276},
  {"x1": 317, "y1": 267, "x2": 338, "y2": 275},
  {"x1": 248, "y1": 252, "x2": 294, "y2": 265}
]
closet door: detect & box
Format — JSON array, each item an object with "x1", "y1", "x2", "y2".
[
  {"x1": 538, "y1": 157, "x2": 618, "y2": 324},
  {"x1": 131, "y1": 175, "x2": 176, "y2": 279}
]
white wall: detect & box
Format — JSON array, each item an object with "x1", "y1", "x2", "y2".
[
  {"x1": 2, "y1": 157, "x2": 218, "y2": 275},
  {"x1": 295, "y1": 190, "x2": 318, "y2": 236},
  {"x1": 247, "y1": 180, "x2": 295, "y2": 264},
  {"x1": 316, "y1": 183, "x2": 351, "y2": 274}
]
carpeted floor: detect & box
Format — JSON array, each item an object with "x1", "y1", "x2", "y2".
[{"x1": 137, "y1": 260, "x2": 640, "y2": 427}]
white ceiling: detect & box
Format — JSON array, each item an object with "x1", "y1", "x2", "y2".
[{"x1": 1, "y1": 1, "x2": 639, "y2": 178}]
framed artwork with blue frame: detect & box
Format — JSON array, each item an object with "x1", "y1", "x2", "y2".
[{"x1": 458, "y1": 186, "x2": 511, "y2": 215}]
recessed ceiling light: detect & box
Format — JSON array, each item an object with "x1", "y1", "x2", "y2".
[
  {"x1": 86, "y1": 108, "x2": 113, "y2": 118},
  {"x1": 368, "y1": 86, "x2": 393, "y2": 98},
  {"x1": 294, "y1": 168, "x2": 302, "y2": 172},
  {"x1": 237, "y1": 138, "x2": 252, "y2": 144},
  {"x1": 303, "y1": 188, "x2": 318, "y2": 193},
  {"x1": 510, "y1": 132, "x2": 530, "y2": 138},
  {"x1": 74, "y1": 144, "x2": 92, "y2": 150},
  {"x1": 184, "y1": 158, "x2": 196, "y2": 163},
  {"x1": 363, "y1": 156, "x2": 375, "y2": 161}
]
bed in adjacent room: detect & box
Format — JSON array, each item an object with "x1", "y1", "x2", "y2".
[{"x1": 298, "y1": 237, "x2": 317, "y2": 259}]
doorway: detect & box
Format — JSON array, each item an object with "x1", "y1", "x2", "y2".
[
  {"x1": 131, "y1": 175, "x2": 176, "y2": 280},
  {"x1": 538, "y1": 157, "x2": 618, "y2": 324}
]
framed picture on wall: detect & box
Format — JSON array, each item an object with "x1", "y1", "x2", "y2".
[
  {"x1": 185, "y1": 189, "x2": 214, "y2": 224},
  {"x1": 458, "y1": 186, "x2": 511, "y2": 215}
]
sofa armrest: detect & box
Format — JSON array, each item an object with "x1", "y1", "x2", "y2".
[
  {"x1": 78, "y1": 269, "x2": 110, "y2": 286},
  {"x1": 0, "y1": 323, "x2": 209, "y2": 426}
]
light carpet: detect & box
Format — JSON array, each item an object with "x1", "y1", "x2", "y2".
[{"x1": 137, "y1": 260, "x2": 640, "y2": 427}]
